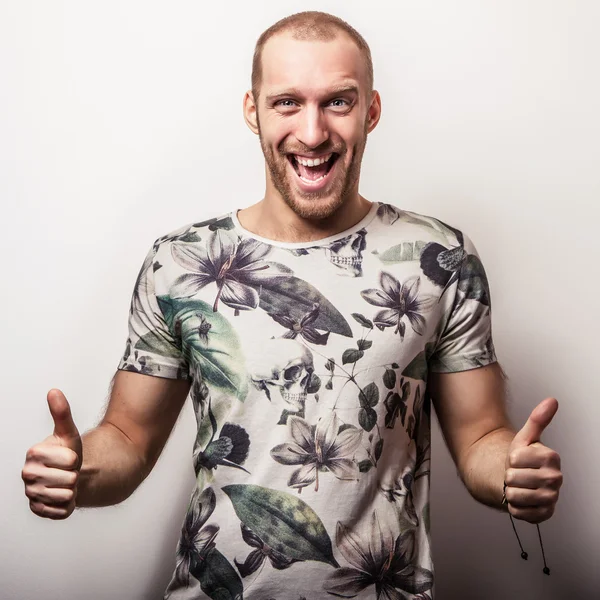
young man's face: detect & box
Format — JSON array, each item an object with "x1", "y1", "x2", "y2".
[{"x1": 246, "y1": 33, "x2": 380, "y2": 220}]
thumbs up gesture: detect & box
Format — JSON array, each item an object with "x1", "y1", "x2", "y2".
[
  {"x1": 22, "y1": 389, "x2": 83, "y2": 520},
  {"x1": 504, "y1": 397, "x2": 563, "y2": 524}
]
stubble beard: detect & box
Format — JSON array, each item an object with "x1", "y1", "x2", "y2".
[{"x1": 258, "y1": 120, "x2": 368, "y2": 221}]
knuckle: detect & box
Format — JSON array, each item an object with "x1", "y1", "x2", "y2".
[
  {"x1": 509, "y1": 450, "x2": 520, "y2": 466},
  {"x1": 508, "y1": 504, "x2": 521, "y2": 519},
  {"x1": 24, "y1": 486, "x2": 39, "y2": 501},
  {"x1": 30, "y1": 501, "x2": 45, "y2": 517},
  {"x1": 49, "y1": 512, "x2": 68, "y2": 521},
  {"x1": 66, "y1": 452, "x2": 79, "y2": 470},
  {"x1": 26, "y1": 446, "x2": 42, "y2": 462},
  {"x1": 21, "y1": 467, "x2": 36, "y2": 482},
  {"x1": 546, "y1": 472, "x2": 563, "y2": 488},
  {"x1": 504, "y1": 468, "x2": 516, "y2": 484}
]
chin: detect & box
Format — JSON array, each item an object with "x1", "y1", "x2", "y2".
[{"x1": 284, "y1": 194, "x2": 347, "y2": 221}]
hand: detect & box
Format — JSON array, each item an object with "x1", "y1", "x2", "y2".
[
  {"x1": 22, "y1": 389, "x2": 83, "y2": 520},
  {"x1": 504, "y1": 397, "x2": 562, "y2": 524}
]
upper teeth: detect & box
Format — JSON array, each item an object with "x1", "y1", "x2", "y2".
[{"x1": 295, "y1": 154, "x2": 332, "y2": 167}]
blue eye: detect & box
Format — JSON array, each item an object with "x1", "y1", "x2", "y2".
[{"x1": 329, "y1": 99, "x2": 348, "y2": 107}]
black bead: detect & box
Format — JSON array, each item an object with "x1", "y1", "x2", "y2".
[
  {"x1": 521, "y1": 551, "x2": 528, "y2": 560},
  {"x1": 543, "y1": 567, "x2": 550, "y2": 575}
]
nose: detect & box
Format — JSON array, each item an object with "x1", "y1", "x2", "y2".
[{"x1": 295, "y1": 105, "x2": 330, "y2": 149}]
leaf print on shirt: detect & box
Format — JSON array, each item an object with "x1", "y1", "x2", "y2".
[
  {"x1": 361, "y1": 273, "x2": 436, "y2": 340},
  {"x1": 193, "y1": 215, "x2": 236, "y2": 231},
  {"x1": 324, "y1": 511, "x2": 434, "y2": 598},
  {"x1": 153, "y1": 224, "x2": 202, "y2": 253},
  {"x1": 319, "y1": 320, "x2": 384, "y2": 435},
  {"x1": 271, "y1": 303, "x2": 330, "y2": 346},
  {"x1": 456, "y1": 253, "x2": 491, "y2": 306},
  {"x1": 373, "y1": 240, "x2": 428, "y2": 264},
  {"x1": 157, "y1": 296, "x2": 248, "y2": 401},
  {"x1": 195, "y1": 548, "x2": 244, "y2": 600},
  {"x1": 170, "y1": 230, "x2": 291, "y2": 313},
  {"x1": 259, "y1": 277, "x2": 353, "y2": 337},
  {"x1": 271, "y1": 412, "x2": 362, "y2": 492},
  {"x1": 384, "y1": 375, "x2": 411, "y2": 430},
  {"x1": 401, "y1": 341, "x2": 437, "y2": 383},
  {"x1": 234, "y1": 524, "x2": 297, "y2": 577},
  {"x1": 222, "y1": 484, "x2": 340, "y2": 567},
  {"x1": 127, "y1": 251, "x2": 181, "y2": 361}
]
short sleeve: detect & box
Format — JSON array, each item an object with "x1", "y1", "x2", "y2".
[
  {"x1": 428, "y1": 234, "x2": 497, "y2": 373},
  {"x1": 117, "y1": 245, "x2": 190, "y2": 380}
]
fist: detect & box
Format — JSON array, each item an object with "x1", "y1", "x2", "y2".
[
  {"x1": 22, "y1": 389, "x2": 83, "y2": 520},
  {"x1": 504, "y1": 397, "x2": 562, "y2": 524}
]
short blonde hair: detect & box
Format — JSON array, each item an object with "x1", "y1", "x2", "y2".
[{"x1": 251, "y1": 11, "x2": 374, "y2": 100}]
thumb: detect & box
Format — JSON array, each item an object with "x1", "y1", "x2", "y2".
[
  {"x1": 511, "y1": 397, "x2": 559, "y2": 448},
  {"x1": 47, "y1": 389, "x2": 81, "y2": 451}
]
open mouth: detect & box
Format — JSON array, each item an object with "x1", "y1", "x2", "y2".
[{"x1": 287, "y1": 152, "x2": 340, "y2": 187}]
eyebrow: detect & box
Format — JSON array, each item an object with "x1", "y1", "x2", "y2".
[{"x1": 266, "y1": 85, "x2": 359, "y2": 103}]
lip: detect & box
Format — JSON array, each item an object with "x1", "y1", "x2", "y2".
[{"x1": 286, "y1": 154, "x2": 339, "y2": 193}]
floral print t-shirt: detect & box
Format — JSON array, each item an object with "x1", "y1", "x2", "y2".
[{"x1": 118, "y1": 202, "x2": 496, "y2": 600}]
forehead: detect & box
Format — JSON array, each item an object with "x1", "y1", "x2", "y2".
[{"x1": 260, "y1": 32, "x2": 368, "y2": 96}]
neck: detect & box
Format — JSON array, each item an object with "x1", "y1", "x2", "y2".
[{"x1": 237, "y1": 188, "x2": 372, "y2": 244}]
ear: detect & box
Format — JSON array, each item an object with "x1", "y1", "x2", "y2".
[
  {"x1": 243, "y1": 90, "x2": 260, "y2": 135},
  {"x1": 366, "y1": 90, "x2": 382, "y2": 133}
]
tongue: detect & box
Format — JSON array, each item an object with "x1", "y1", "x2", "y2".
[{"x1": 298, "y1": 161, "x2": 329, "y2": 181}]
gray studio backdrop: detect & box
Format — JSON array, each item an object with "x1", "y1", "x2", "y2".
[{"x1": 1, "y1": 1, "x2": 598, "y2": 598}]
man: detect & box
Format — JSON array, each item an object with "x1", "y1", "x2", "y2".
[{"x1": 22, "y1": 11, "x2": 562, "y2": 600}]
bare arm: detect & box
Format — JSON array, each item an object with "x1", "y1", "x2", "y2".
[
  {"x1": 23, "y1": 370, "x2": 190, "y2": 518},
  {"x1": 428, "y1": 361, "x2": 562, "y2": 523},
  {"x1": 77, "y1": 370, "x2": 191, "y2": 507},
  {"x1": 428, "y1": 362, "x2": 515, "y2": 509}
]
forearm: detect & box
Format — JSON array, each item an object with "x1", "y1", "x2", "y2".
[
  {"x1": 459, "y1": 426, "x2": 516, "y2": 510},
  {"x1": 76, "y1": 422, "x2": 148, "y2": 508}
]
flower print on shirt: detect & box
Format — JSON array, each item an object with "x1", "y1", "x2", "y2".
[
  {"x1": 270, "y1": 412, "x2": 362, "y2": 492},
  {"x1": 170, "y1": 230, "x2": 291, "y2": 313},
  {"x1": 324, "y1": 511, "x2": 434, "y2": 598},
  {"x1": 172, "y1": 487, "x2": 219, "y2": 589},
  {"x1": 234, "y1": 524, "x2": 297, "y2": 577},
  {"x1": 271, "y1": 303, "x2": 330, "y2": 345},
  {"x1": 379, "y1": 438, "x2": 430, "y2": 528},
  {"x1": 361, "y1": 273, "x2": 436, "y2": 340}
]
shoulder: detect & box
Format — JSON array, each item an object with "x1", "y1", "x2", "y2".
[
  {"x1": 375, "y1": 202, "x2": 467, "y2": 248},
  {"x1": 151, "y1": 212, "x2": 236, "y2": 254}
]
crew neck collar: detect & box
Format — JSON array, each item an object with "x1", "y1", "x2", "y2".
[{"x1": 230, "y1": 202, "x2": 380, "y2": 250}]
